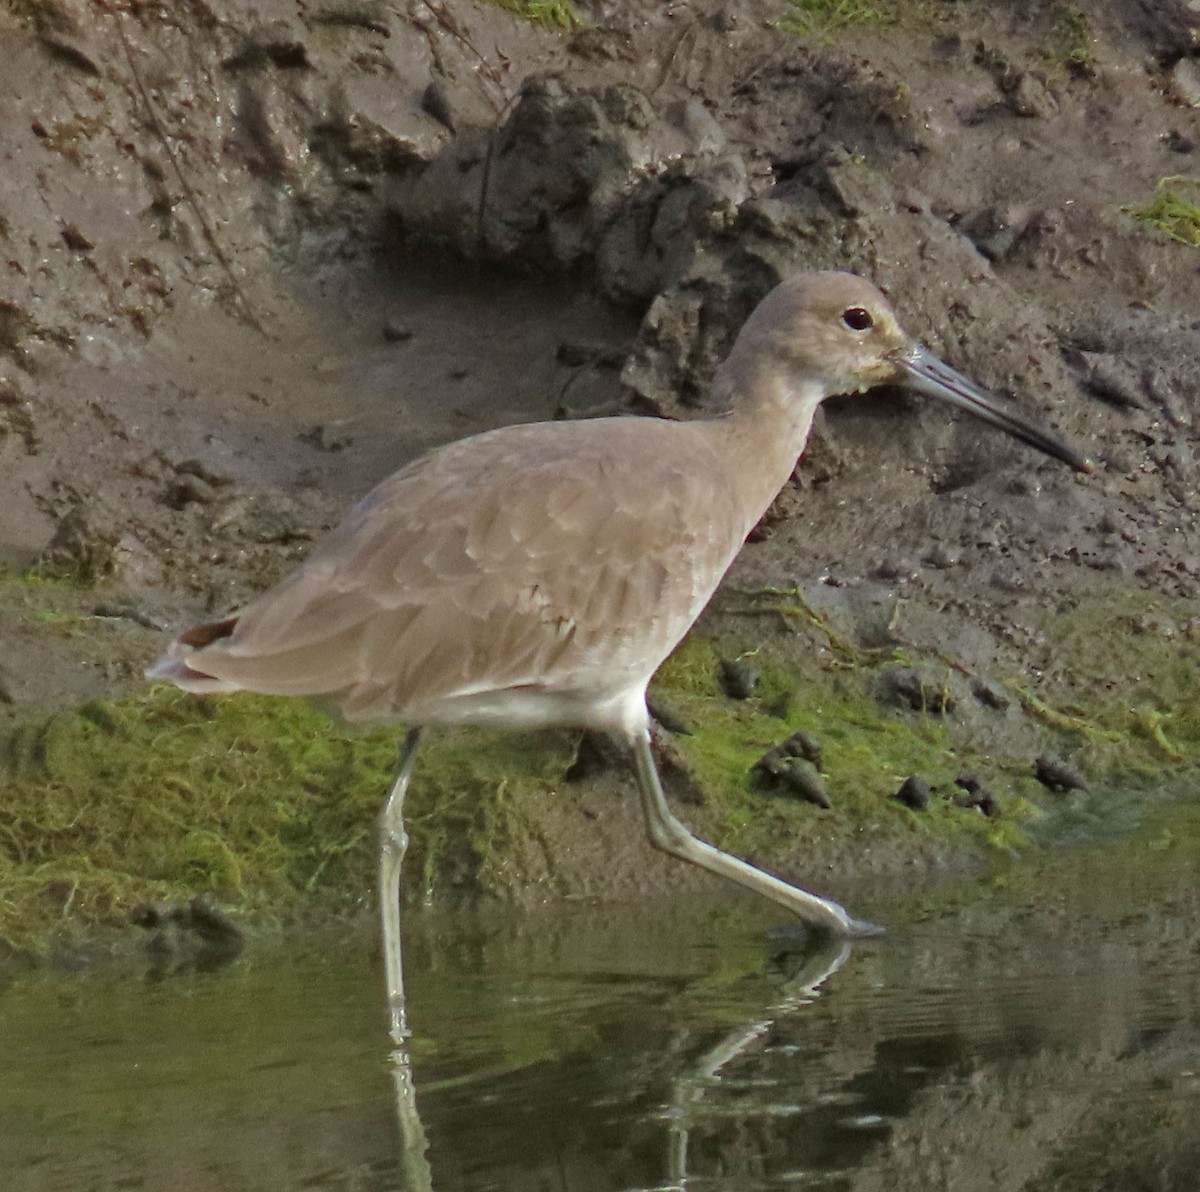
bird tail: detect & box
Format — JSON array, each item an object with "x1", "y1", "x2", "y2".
[{"x1": 145, "y1": 615, "x2": 243, "y2": 694}]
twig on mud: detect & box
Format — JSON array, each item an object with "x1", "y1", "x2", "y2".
[
  {"x1": 105, "y1": 3, "x2": 269, "y2": 338},
  {"x1": 726, "y1": 583, "x2": 885, "y2": 666},
  {"x1": 885, "y1": 600, "x2": 974, "y2": 678},
  {"x1": 407, "y1": 0, "x2": 511, "y2": 116},
  {"x1": 650, "y1": 13, "x2": 700, "y2": 96},
  {"x1": 1134, "y1": 708, "x2": 1184, "y2": 762},
  {"x1": 474, "y1": 87, "x2": 524, "y2": 260},
  {"x1": 1006, "y1": 682, "x2": 1121, "y2": 742}
]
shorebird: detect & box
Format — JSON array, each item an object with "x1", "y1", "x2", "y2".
[{"x1": 148, "y1": 272, "x2": 1089, "y2": 1038}]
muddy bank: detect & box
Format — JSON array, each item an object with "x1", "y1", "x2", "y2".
[{"x1": 1, "y1": 0, "x2": 1199, "y2": 947}]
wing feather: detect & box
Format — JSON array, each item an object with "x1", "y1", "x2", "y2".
[{"x1": 179, "y1": 417, "x2": 752, "y2": 722}]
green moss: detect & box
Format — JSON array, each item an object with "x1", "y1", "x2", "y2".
[
  {"x1": 776, "y1": 0, "x2": 894, "y2": 34},
  {"x1": 1122, "y1": 177, "x2": 1200, "y2": 248},
  {"x1": 486, "y1": 0, "x2": 576, "y2": 28},
  {"x1": 652, "y1": 638, "x2": 1031, "y2": 860},
  {"x1": 0, "y1": 688, "x2": 572, "y2": 951},
  {"x1": 1047, "y1": 4, "x2": 1098, "y2": 76},
  {"x1": 4, "y1": 579, "x2": 1198, "y2": 948},
  {"x1": 1023, "y1": 591, "x2": 1200, "y2": 775}
]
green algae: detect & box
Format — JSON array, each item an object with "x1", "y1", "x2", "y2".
[
  {"x1": 1122, "y1": 177, "x2": 1200, "y2": 248},
  {"x1": 0, "y1": 688, "x2": 572, "y2": 951},
  {"x1": 3, "y1": 577, "x2": 1199, "y2": 950},
  {"x1": 1026, "y1": 4, "x2": 1100, "y2": 81},
  {"x1": 777, "y1": 0, "x2": 894, "y2": 34},
  {"x1": 487, "y1": 0, "x2": 576, "y2": 28},
  {"x1": 1023, "y1": 590, "x2": 1200, "y2": 775},
  {"x1": 652, "y1": 637, "x2": 1033, "y2": 861}
]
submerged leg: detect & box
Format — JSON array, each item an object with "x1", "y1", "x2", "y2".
[
  {"x1": 380, "y1": 726, "x2": 423, "y2": 1043},
  {"x1": 628, "y1": 728, "x2": 882, "y2": 938}
]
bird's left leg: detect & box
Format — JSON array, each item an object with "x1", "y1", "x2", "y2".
[{"x1": 628, "y1": 726, "x2": 882, "y2": 938}]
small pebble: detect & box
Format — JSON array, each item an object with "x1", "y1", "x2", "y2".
[
  {"x1": 421, "y1": 78, "x2": 455, "y2": 131},
  {"x1": 871, "y1": 557, "x2": 919, "y2": 581},
  {"x1": 164, "y1": 474, "x2": 218, "y2": 508},
  {"x1": 924, "y1": 543, "x2": 961, "y2": 569},
  {"x1": 382, "y1": 321, "x2": 414, "y2": 343},
  {"x1": 175, "y1": 459, "x2": 233, "y2": 487},
  {"x1": 60, "y1": 223, "x2": 94, "y2": 251}
]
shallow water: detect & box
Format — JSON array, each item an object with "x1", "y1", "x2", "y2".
[{"x1": 4, "y1": 806, "x2": 1200, "y2": 1192}]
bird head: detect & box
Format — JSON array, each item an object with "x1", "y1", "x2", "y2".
[{"x1": 730, "y1": 271, "x2": 1091, "y2": 473}]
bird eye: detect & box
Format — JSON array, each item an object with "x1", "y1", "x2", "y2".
[{"x1": 842, "y1": 306, "x2": 874, "y2": 331}]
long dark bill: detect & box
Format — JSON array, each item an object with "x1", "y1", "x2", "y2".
[{"x1": 900, "y1": 345, "x2": 1092, "y2": 474}]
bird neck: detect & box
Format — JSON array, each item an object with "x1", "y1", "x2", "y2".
[{"x1": 707, "y1": 354, "x2": 827, "y2": 519}]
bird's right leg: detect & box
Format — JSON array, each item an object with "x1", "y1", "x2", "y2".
[
  {"x1": 380, "y1": 726, "x2": 423, "y2": 1044},
  {"x1": 627, "y1": 727, "x2": 882, "y2": 938}
]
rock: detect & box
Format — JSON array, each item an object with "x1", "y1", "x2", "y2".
[
  {"x1": 299, "y1": 423, "x2": 352, "y2": 452},
  {"x1": 877, "y1": 666, "x2": 957, "y2": 714},
  {"x1": 647, "y1": 696, "x2": 691, "y2": 735},
  {"x1": 175, "y1": 459, "x2": 234, "y2": 488},
  {"x1": 753, "y1": 730, "x2": 824, "y2": 774},
  {"x1": 164, "y1": 474, "x2": 219, "y2": 509},
  {"x1": 955, "y1": 786, "x2": 1000, "y2": 817},
  {"x1": 870, "y1": 556, "x2": 919, "y2": 582},
  {"x1": 60, "y1": 223, "x2": 94, "y2": 251},
  {"x1": 421, "y1": 79, "x2": 456, "y2": 132},
  {"x1": 223, "y1": 19, "x2": 309, "y2": 70},
  {"x1": 1034, "y1": 755, "x2": 1087, "y2": 792},
  {"x1": 971, "y1": 677, "x2": 1011, "y2": 710},
  {"x1": 232, "y1": 77, "x2": 309, "y2": 180},
  {"x1": 954, "y1": 774, "x2": 1000, "y2": 815},
  {"x1": 130, "y1": 895, "x2": 244, "y2": 969},
  {"x1": 1068, "y1": 349, "x2": 1149, "y2": 411},
  {"x1": 772, "y1": 758, "x2": 831, "y2": 809},
  {"x1": 957, "y1": 204, "x2": 1030, "y2": 262},
  {"x1": 0, "y1": 388, "x2": 39, "y2": 454},
  {"x1": 37, "y1": 505, "x2": 118, "y2": 584},
  {"x1": 1171, "y1": 57, "x2": 1200, "y2": 109},
  {"x1": 718, "y1": 657, "x2": 760, "y2": 700},
  {"x1": 1006, "y1": 72, "x2": 1054, "y2": 118},
  {"x1": 563, "y1": 729, "x2": 619, "y2": 781},
  {"x1": 211, "y1": 495, "x2": 310, "y2": 544},
  {"x1": 382, "y1": 321, "x2": 414, "y2": 343},
  {"x1": 892, "y1": 775, "x2": 931, "y2": 811}
]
